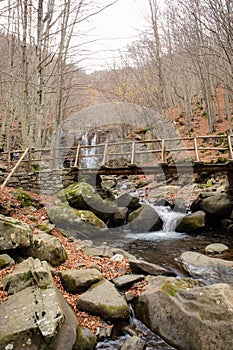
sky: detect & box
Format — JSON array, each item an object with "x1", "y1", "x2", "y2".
[{"x1": 79, "y1": 0, "x2": 150, "y2": 72}]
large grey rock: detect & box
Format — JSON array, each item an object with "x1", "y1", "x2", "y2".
[
  {"x1": 77, "y1": 278, "x2": 130, "y2": 320},
  {"x1": 0, "y1": 214, "x2": 32, "y2": 250},
  {"x1": 24, "y1": 233, "x2": 67, "y2": 267},
  {"x1": 128, "y1": 204, "x2": 162, "y2": 232},
  {"x1": 2, "y1": 257, "x2": 53, "y2": 294},
  {"x1": 0, "y1": 258, "x2": 86, "y2": 350},
  {"x1": 200, "y1": 193, "x2": 233, "y2": 217},
  {"x1": 57, "y1": 182, "x2": 118, "y2": 219},
  {"x1": 176, "y1": 211, "x2": 206, "y2": 232},
  {"x1": 59, "y1": 268, "x2": 103, "y2": 293},
  {"x1": 129, "y1": 259, "x2": 172, "y2": 276},
  {"x1": 179, "y1": 251, "x2": 233, "y2": 284},
  {"x1": 134, "y1": 276, "x2": 233, "y2": 350},
  {"x1": 0, "y1": 286, "x2": 64, "y2": 348},
  {"x1": 47, "y1": 202, "x2": 107, "y2": 235}
]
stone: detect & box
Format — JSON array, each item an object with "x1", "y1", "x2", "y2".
[
  {"x1": 57, "y1": 182, "x2": 118, "y2": 219},
  {"x1": 116, "y1": 193, "x2": 140, "y2": 210},
  {"x1": 128, "y1": 204, "x2": 163, "y2": 232},
  {"x1": 83, "y1": 245, "x2": 113, "y2": 258},
  {"x1": 113, "y1": 207, "x2": 128, "y2": 226},
  {"x1": 205, "y1": 243, "x2": 229, "y2": 254},
  {"x1": 120, "y1": 336, "x2": 146, "y2": 350},
  {"x1": 176, "y1": 211, "x2": 206, "y2": 232},
  {"x1": 0, "y1": 254, "x2": 15, "y2": 269},
  {"x1": 200, "y1": 193, "x2": 233, "y2": 217},
  {"x1": 0, "y1": 286, "x2": 64, "y2": 348},
  {"x1": 59, "y1": 268, "x2": 103, "y2": 293},
  {"x1": 179, "y1": 251, "x2": 233, "y2": 284},
  {"x1": 24, "y1": 232, "x2": 67, "y2": 267},
  {"x1": 0, "y1": 214, "x2": 32, "y2": 250},
  {"x1": 129, "y1": 259, "x2": 172, "y2": 276},
  {"x1": 47, "y1": 202, "x2": 107, "y2": 235},
  {"x1": 112, "y1": 274, "x2": 144, "y2": 289},
  {"x1": 74, "y1": 327, "x2": 97, "y2": 350},
  {"x1": 134, "y1": 275, "x2": 233, "y2": 350},
  {"x1": 2, "y1": 257, "x2": 53, "y2": 294},
  {"x1": 77, "y1": 278, "x2": 130, "y2": 320}
]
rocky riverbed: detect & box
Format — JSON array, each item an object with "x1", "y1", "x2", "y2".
[{"x1": 0, "y1": 178, "x2": 233, "y2": 350}]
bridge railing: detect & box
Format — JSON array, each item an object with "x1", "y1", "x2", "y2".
[{"x1": 1, "y1": 134, "x2": 232, "y2": 171}]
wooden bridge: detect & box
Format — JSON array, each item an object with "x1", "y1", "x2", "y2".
[{"x1": 1, "y1": 134, "x2": 233, "y2": 190}]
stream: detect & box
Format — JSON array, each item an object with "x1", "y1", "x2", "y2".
[{"x1": 91, "y1": 206, "x2": 233, "y2": 349}]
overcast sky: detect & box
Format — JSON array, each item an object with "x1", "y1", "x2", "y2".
[{"x1": 79, "y1": 0, "x2": 150, "y2": 72}]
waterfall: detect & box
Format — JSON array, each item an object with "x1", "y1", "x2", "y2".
[
  {"x1": 81, "y1": 132, "x2": 97, "y2": 168},
  {"x1": 153, "y1": 205, "x2": 185, "y2": 232}
]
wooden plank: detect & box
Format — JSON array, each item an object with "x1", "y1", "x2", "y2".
[{"x1": 1, "y1": 148, "x2": 29, "y2": 188}]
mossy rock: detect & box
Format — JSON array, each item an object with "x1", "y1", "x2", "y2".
[
  {"x1": 57, "y1": 182, "x2": 118, "y2": 220},
  {"x1": 47, "y1": 202, "x2": 107, "y2": 236}
]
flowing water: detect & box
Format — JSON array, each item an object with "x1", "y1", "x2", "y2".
[
  {"x1": 81, "y1": 132, "x2": 97, "y2": 168},
  {"x1": 92, "y1": 206, "x2": 233, "y2": 349}
]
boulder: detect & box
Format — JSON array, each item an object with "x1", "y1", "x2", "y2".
[
  {"x1": 0, "y1": 254, "x2": 15, "y2": 269},
  {"x1": 57, "y1": 182, "x2": 118, "y2": 219},
  {"x1": 24, "y1": 232, "x2": 67, "y2": 267},
  {"x1": 200, "y1": 193, "x2": 233, "y2": 217},
  {"x1": 179, "y1": 251, "x2": 233, "y2": 284},
  {"x1": 0, "y1": 214, "x2": 32, "y2": 250},
  {"x1": 59, "y1": 268, "x2": 103, "y2": 293},
  {"x1": 116, "y1": 193, "x2": 140, "y2": 211},
  {"x1": 205, "y1": 243, "x2": 229, "y2": 254},
  {"x1": 134, "y1": 275, "x2": 233, "y2": 350},
  {"x1": 176, "y1": 211, "x2": 206, "y2": 232},
  {"x1": 0, "y1": 257, "x2": 94, "y2": 350},
  {"x1": 77, "y1": 278, "x2": 130, "y2": 320},
  {"x1": 47, "y1": 202, "x2": 108, "y2": 236},
  {"x1": 128, "y1": 204, "x2": 163, "y2": 232},
  {"x1": 2, "y1": 257, "x2": 53, "y2": 294},
  {"x1": 129, "y1": 259, "x2": 172, "y2": 276}
]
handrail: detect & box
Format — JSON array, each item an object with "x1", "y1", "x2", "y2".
[{"x1": 1, "y1": 148, "x2": 29, "y2": 188}]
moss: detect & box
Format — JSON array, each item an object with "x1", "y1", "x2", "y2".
[
  {"x1": 16, "y1": 190, "x2": 33, "y2": 207},
  {"x1": 0, "y1": 257, "x2": 7, "y2": 269},
  {"x1": 161, "y1": 279, "x2": 201, "y2": 297},
  {"x1": 38, "y1": 224, "x2": 51, "y2": 234},
  {"x1": 74, "y1": 327, "x2": 96, "y2": 350}
]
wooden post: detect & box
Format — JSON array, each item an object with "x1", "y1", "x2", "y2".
[
  {"x1": 74, "y1": 142, "x2": 81, "y2": 167},
  {"x1": 1, "y1": 148, "x2": 29, "y2": 188},
  {"x1": 7, "y1": 150, "x2": 11, "y2": 172},
  {"x1": 161, "y1": 139, "x2": 166, "y2": 163},
  {"x1": 194, "y1": 137, "x2": 200, "y2": 162},
  {"x1": 228, "y1": 135, "x2": 233, "y2": 160},
  {"x1": 28, "y1": 148, "x2": 32, "y2": 171},
  {"x1": 102, "y1": 142, "x2": 108, "y2": 166},
  {"x1": 131, "y1": 141, "x2": 135, "y2": 164}
]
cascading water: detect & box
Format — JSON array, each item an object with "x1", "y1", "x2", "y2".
[
  {"x1": 153, "y1": 205, "x2": 186, "y2": 232},
  {"x1": 81, "y1": 132, "x2": 97, "y2": 168}
]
